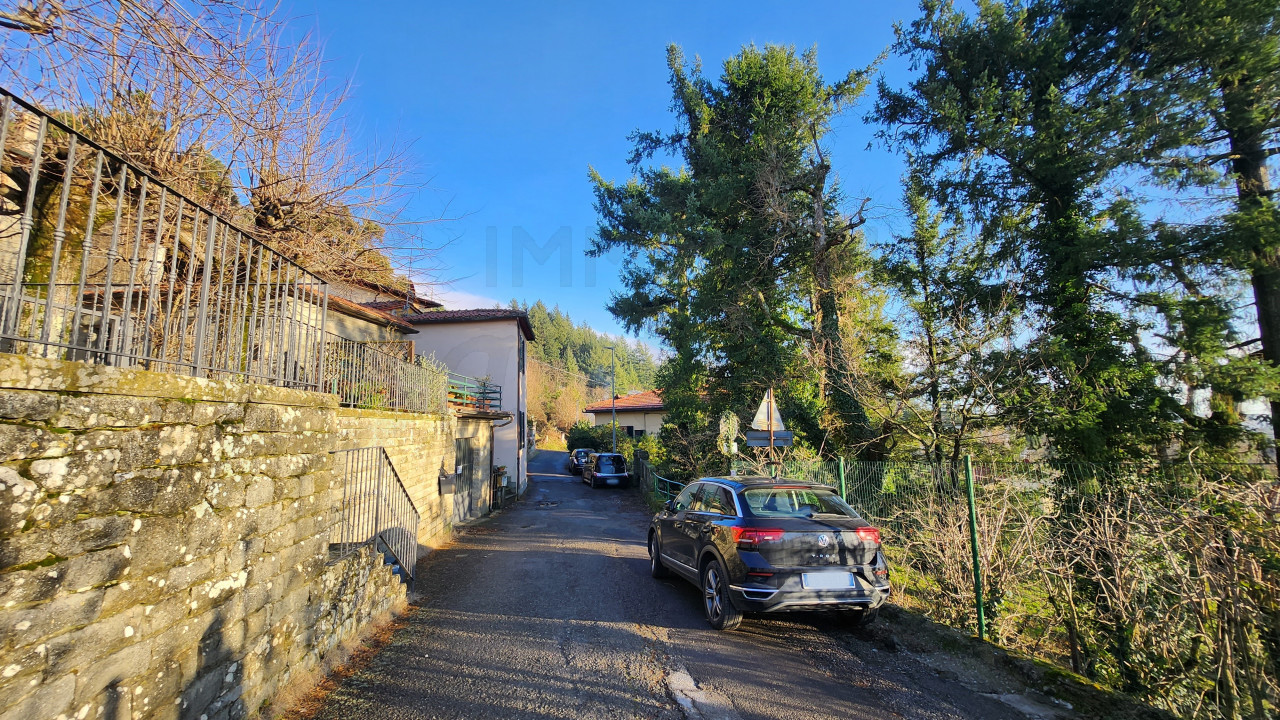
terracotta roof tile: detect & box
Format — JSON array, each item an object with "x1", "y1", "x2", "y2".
[
  {"x1": 583, "y1": 389, "x2": 664, "y2": 413},
  {"x1": 403, "y1": 308, "x2": 535, "y2": 341},
  {"x1": 326, "y1": 295, "x2": 418, "y2": 333},
  {"x1": 363, "y1": 298, "x2": 442, "y2": 313}
]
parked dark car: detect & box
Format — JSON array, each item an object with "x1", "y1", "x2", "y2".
[
  {"x1": 567, "y1": 448, "x2": 593, "y2": 475},
  {"x1": 584, "y1": 453, "x2": 629, "y2": 488},
  {"x1": 648, "y1": 478, "x2": 891, "y2": 630}
]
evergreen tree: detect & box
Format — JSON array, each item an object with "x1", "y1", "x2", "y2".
[
  {"x1": 875, "y1": 0, "x2": 1184, "y2": 461},
  {"x1": 590, "y1": 44, "x2": 878, "y2": 454},
  {"x1": 1119, "y1": 0, "x2": 1280, "y2": 449},
  {"x1": 516, "y1": 301, "x2": 659, "y2": 395}
]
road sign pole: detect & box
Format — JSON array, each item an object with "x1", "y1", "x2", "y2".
[
  {"x1": 769, "y1": 387, "x2": 776, "y2": 475},
  {"x1": 963, "y1": 455, "x2": 986, "y2": 641},
  {"x1": 838, "y1": 456, "x2": 847, "y2": 500},
  {"x1": 609, "y1": 346, "x2": 617, "y2": 453}
]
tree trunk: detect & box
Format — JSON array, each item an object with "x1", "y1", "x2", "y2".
[
  {"x1": 809, "y1": 180, "x2": 879, "y2": 458},
  {"x1": 1222, "y1": 74, "x2": 1280, "y2": 447}
]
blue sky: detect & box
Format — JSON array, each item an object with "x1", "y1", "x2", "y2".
[{"x1": 288, "y1": 1, "x2": 920, "y2": 347}]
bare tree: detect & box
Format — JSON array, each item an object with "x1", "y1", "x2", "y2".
[{"x1": 0, "y1": 0, "x2": 440, "y2": 289}]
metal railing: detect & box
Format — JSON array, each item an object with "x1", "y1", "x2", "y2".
[
  {"x1": 0, "y1": 85, "x2": 502, "y2": 414},
  {"x1": 323, "y1": 333, "x2": 448, "y2": 414},
  {"x1": 330, "y1": 446, "x2": 420, "y2": 589},
  {"x1": 633, "y1": 453, "x2": 684, "y2": 501},
  {"x1": 0, "y1": 88, "x2": 328, "y2": 388},
  {"x1": 447, "y1": 371, "x2": 502, "y2": 412}
]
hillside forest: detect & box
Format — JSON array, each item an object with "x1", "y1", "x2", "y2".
[{"x1": 519, "y1": 301, "x2": 659, "y2": 446}]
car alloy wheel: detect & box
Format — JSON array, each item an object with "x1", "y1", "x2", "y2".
[
  {"x1": 848, "y1": 606, "x2": 879, "y2": 628},
  {"x1": 649, "y1": 535, "x2": 670, "y2": 578},
  {"x1": 701, "y1": 559, "x2": 742, "y2": 630}
]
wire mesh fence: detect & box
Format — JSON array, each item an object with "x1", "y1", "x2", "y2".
[
  {"x1": 330, "y1": 446, "x2": 420, "y2": 588},
  {"x1": 0, "y1": 88, "x2": 329, "y2": 388},
  {"x1": 736, "y1": 456, "x2": 1280, "y2": 719}
]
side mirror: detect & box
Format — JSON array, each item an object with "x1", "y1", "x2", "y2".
[{"x1": 664, "y1": 500, "x2": 675, "y2": 512}]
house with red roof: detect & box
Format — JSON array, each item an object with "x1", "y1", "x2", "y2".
[
  {"x1": 321, "y1": 277, "x2": 442, "y2": 343},
  {"x1": 583, "y1": 389, "x2": 666, "y2": 438}
]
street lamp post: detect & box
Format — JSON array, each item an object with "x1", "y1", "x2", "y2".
[{"x1": 605, "y1": 345, "x2": 617, "y2": 452}]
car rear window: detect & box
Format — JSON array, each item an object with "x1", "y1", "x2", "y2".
[
  {"x1": 595, "y1": 456, "x2": 625, "y2": 473},
  {"x1": 574, "y1": 450, "x2": 591, "y2": 458},
  {"x1": 742, "y1": 487, "x2": 860, "y2": 518}
]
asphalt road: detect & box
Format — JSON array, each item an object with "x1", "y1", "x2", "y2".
[{"x1": 311, "y1": 450, "x2": 1027, "y2": 720}]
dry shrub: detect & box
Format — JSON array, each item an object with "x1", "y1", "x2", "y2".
[{"x1": 775, "y1": 458, "x2": 1280, "y2": 719}]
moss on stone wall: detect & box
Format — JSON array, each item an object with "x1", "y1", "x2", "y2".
[{"x1": 0, "y1": 353, "x2": 442, "y2": 720}]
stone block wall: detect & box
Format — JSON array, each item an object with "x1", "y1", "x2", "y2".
[
  {"x1": 334, "y1": 408, "x2": 471, "y2": 549},
  {"x1": 0, "y1": 355, "x2": 409, "y2": 720}
]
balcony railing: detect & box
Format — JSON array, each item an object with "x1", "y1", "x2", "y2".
[
  {"x1": 447, "y1": 371, "x2": 502, "y2": 413},
  {"x1": 0, "y1": 87, "x2": 328, "y2": 388},
  {"x1": 0, "y1": 86, "x2": 506, "y2": 416},
  {"x1": 323, "y1": 333, "x2": 448, "y2": 414}
]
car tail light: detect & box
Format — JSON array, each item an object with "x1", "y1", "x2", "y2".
[
  {"x1": 855, "y1": 526, "x2": 881, "y2": 545},
  {"x1": 732, "y1": 527, "x2": 785, "y2": 549}
]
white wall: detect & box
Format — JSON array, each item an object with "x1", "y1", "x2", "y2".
[
  {"x1": 588, "y1": 410, "x2": 665, "y2": 436},
  {"x1": 409, "y1": 320, "x2": 527, "y2": 492}
]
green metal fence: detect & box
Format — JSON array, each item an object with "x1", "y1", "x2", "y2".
[
  {"x1": 632, "y1": 454, "x2": 684, "y2": 502},
  {"x1": 732, "y1": 456, "x2": 1280, "y2": 720}
]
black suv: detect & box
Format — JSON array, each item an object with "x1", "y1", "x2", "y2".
[
  {"x1": 648, "y1": 478, "x2": 891, "y2": 630},
  {"x1": 567, "y1": 448, "x2": 592, "y2": 475},
  {"x1": 584, "y1": 453, "x2": 629, "y2": 488}
]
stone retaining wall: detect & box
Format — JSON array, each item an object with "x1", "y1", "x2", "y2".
[
  {"x1": 334, "y1": 408, "x2": 453, "y2": 547},
  {"x1": 0, "y1": 354, "x2": 432, "y2": 720}
]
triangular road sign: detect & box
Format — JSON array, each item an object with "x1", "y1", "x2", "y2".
[{"x1": 750, "y1": 390, "x2": 786, "y2": 432}]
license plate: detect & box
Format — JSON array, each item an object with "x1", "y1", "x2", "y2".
[
  {"x1": 606, "y1": 478, "x2": 619, "y2": 485},
  {"x1": 802, "y1": 572, "x2": 857, "y2": 590}
]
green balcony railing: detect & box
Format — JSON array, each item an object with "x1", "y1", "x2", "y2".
[{"x1": 446, "y1": 372, "x2": 502, "y2": 413}]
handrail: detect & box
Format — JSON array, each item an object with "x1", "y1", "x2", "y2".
[
  {"x1": 634, "y1": 453, "x2": 684, "y2": 502},
  {"x1": 330, "y1": 446, "x2": 420, "y2": 590},
  {"x1": 323, "y1": 333, "x2": 448, "y2": 414}
]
